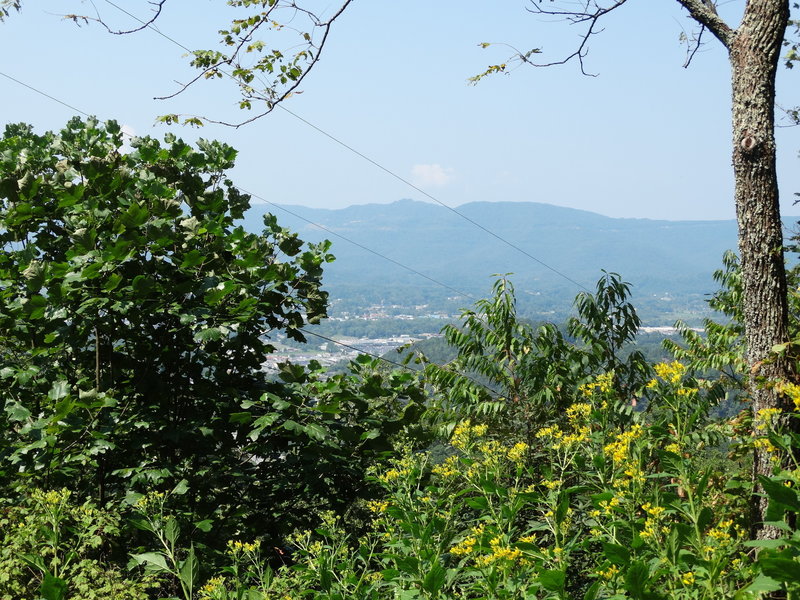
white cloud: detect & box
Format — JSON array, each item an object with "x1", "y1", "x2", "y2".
[{"x1": 410, "y1": 163, "x2": 455, "y2": 187}]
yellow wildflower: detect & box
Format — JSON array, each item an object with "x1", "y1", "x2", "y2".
[
  {"x1": 599, "y1": 564, "x2": 620, "y2": 580},
  {"x1": 654, "y1": 361, "x2": 686, "y2": 384},
  {"x1": 451, "y1": 536, "x2": 478, "y2": 556},
  {"x1": 367, "y1": 500, "x2": 390, "y2": 514},
  {"x1": 755, "y1": 407, "x2": 782, "y2": 431},
  {"x1": 507, "y1": 441, "x2": 528, "y2": 463},
  {"x1": 541, "y1": 479, "x2": 562, "y2": 490},
  {"x1": 432, "y1": 455, "x2": 460, "y2": 479},
  {"x1": 566, "y1": 402, "x2": 592, "y2": 422},
  {"x1": 200, "y1": 576, "x2": 225, "y2": 598}
]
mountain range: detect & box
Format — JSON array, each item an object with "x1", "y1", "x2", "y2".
[{"x1": 240, "y1": 199, "x2": 799, "y2": 323}]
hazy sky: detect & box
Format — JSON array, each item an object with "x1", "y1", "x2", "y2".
[{"x1": 1, "y1": 1, "x2": 799, "y2": 221}]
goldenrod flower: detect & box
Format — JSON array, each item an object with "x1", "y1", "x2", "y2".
[
  {"x1": 654, "y1": 361, "x2": 686, "y2": 384},
  {"x1": 599, "y1": 564, "x2": 620, "y2": 580},
  {"x1": 367, "y1": 500, "x2": 390, "y2": 514},
  {"x1": 507, "y1": 441, "x2": 528, "y2": 463}
]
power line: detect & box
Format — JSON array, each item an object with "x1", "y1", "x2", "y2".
[
  {"x1": 0, "y1": 71, "x2": 90, "y2": 118},
  {"x1": 276, "y1": 105, "x2": 591, "y2": 292},
  {"x1": 0, "y1": 67, "x2": 475, "y2": 303},
  {"x1": 97, "y1": 0, "x2": 481, "y2": 302},
  {"x1": 237, "y1": 187, "x2": 476, "y2": 301},
  {"x1": 99, "y1": 0, "x2": 591, "y2": 293},
  {"x1": 0, "y1": 70, "x2": 482, "y2": 378},
  {"x1": 0, "y1": 75, "x2": 499, "y2": 399}
]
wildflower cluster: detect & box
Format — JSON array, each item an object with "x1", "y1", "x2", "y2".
[
  {"x1": 777, "y1": 381, "x2": 800, "y2": 411},
  {"x1": 431, "y1": 455, "x2": 460, "y2": 479},
  {"x1": 651, "y1": 361, "x2": 687, "y2": 385},
  {"x1": 227, "y1": 539, "x2": 261, "y2": 555},
  {"x1": 134, "y1": 491, "x2": 166, "y2": 512},
  {"x1": 579, "y1": 372, "x2": 614, "y2": 397},
  {"x1": 474, "y1": 535, "x2": 522, "y2": 567},
  {"x1": 451, "y1": 419, "x2": 488, "y2": 451},
  {"x1": 535, "y1": 423, "x2": 591, "y2": 451},
  {"x1": 603, "y1": 424, "x2": 644, "y2": 464},
  {"x1": 755, "y1": 407, "x2": 782, "y2": 432}
]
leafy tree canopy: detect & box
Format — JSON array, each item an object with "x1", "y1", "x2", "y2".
[{"x1": 0, "y1": 117, "x2": 336, "y2": 527}]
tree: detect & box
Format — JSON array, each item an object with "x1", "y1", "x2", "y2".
[
  {"x1": 0, "y1": 117, "x2": 341, "y2": 539},
  {"x1": 473, "y1": 0, "x2": 796, "y2": 540},
  {"x1": 423, "y1": 273, "x2": 649, "y2": 437}
]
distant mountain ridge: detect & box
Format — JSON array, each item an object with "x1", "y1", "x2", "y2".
[{"x1": 240, "y1": 199, "x2": 797, "y2": 322}]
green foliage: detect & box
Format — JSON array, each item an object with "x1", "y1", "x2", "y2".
[
  {"x1": 0, "y1": 117, "x2": 339, "y2": 541},
  {"x1": 422, "y1": 272, "x2": 650, "y2": 435},
  {"x1": 155, "y1": 0, "x2": 353, "y2": 126},
  {"x1": 0, "y1": 488, "x2": 153, "y2": 599},
  {"x1": 135, "y1": 363, "x2": 754, "y2": 599},
  {"x1": 666, "y1": 251, "x2": 747, "y2": 384}
]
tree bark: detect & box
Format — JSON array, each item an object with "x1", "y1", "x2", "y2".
[{"x1": 728, "y1": 0, "x2": 794, "y2": 538}]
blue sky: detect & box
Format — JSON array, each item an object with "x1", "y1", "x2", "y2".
[{"x1": 1, "y1": 0, "x2": 799, "y2": 221}]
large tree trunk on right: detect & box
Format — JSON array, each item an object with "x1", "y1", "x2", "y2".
[{"x1": 729, "y1": 0, "x2": 794, "y2": 539}]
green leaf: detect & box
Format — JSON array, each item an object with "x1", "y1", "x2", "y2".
[
  {"x1": 583, "y1": 581, "x2": 601, "y2": 600},
  {"x1": 422, "y1": 561, "x2": 446, "y2": 594},
  {"x1": 178, "y1": 545, "x2": 199, "y2": 589},
  {"x1": 194, "y1": 327, "x2": 223, "y2": 342},
  {"x1": 624, "y1": 560, "x2": 650, "y2": 599},
  {"x1": 303, "y1": 423, "x2": 327, "y2": 440},
  {"x1": 760, "y1": 555, "x2": 800, "y2": 584},
  {"x1": 40, "y1": 574, "x2": 67, "y2": 600},
  {"x1": 194, "y1": 519, "x2": 213, "y2": 533},
  {"x1": 603, "y1": 542, "x2": 631, "y2": 566},
  {"x1": 165, "y1": 517, "x2": 179, "y2": 545},
  {"x1": 760, "y1": 476, "x2": 800, "y2": 511},
  {"x1": 129, "y1": 552, "x2": 170, "y2": 573},
  {"x1": 48, "y1": 380, "x2": 70, "y2": 401},
  {"x1": 538, "y1": 569, "x2": 565, "y2": 592},
  {"x1": 5, "y1": 401, "x2": 31, "y2": 422},
  {"x1": 737, "y1": 574, "x2": 782, "y2": 597}
]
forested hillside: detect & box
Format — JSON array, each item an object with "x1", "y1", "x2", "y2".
[{"x1": 243, "y1": 200, "x2": 778, "y2": 323}]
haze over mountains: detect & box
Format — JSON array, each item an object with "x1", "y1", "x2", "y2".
[{"x1": 242, "y1": 199, "x2": 797, "y2": 324}]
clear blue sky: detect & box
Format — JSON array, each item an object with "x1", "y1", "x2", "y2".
[{"x1": 1, "y1": 0, "x2": 799, "y2": 221}]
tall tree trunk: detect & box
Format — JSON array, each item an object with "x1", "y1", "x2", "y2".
[{"x1": 729, "y1": 0, "x2": 794, "y2": 538}]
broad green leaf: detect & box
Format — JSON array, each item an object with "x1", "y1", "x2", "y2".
[
  {"x1": 538, "y1": 569, "x2": 565, "y2": 592},
  {"x1": 40, "y1": 574, "x2": 67, "y2": 600},
  {"x1": 129, "y1": 552, "x2": 170, "y2": 573}
]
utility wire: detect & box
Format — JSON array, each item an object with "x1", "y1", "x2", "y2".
[
  {"x1": 0, "y1": 67, "x2": 475, "y2": 302},
  {"x1": 0, "y1": 71, "x2": 90, "y2": 118},
  {"x1": 100, "y1": 0, "x2": 591, "y2": 293},
  {"x1": 238, "y1": 186, "x2": 476, "y2": 301},
  {"x1": 0, "y1": 69, "x2": 483, "y2": 379},
  {"x1": 0, "y1": 74, "x2": 500, "y2": 401},
  {"x1": 277, "y1": 104, "x2": 591, "y2": 293},
  {"x1": 98, "y1": 0, "x2": 481, "y2": 302}
]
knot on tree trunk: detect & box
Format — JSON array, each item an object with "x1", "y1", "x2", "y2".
[{"x1": 739, "y1": 133, "x2": 759, "y2": 154}]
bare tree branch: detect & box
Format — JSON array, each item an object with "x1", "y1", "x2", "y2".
[
  {"x1": 524, "y1": 1, "x2": 630, "y2": 76},
  {"x1": 683, "y1": 23, "x2": 706, "y2": 68},
  {"x1": 158, "y1": 0, "x2": 354, "y2": 127},
  {"x1": 674, "y1": 0, "x2": 734, "y2": 47},
  {"x1": 91, "y1": 0, "x2": 166, "y2": 35}
]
